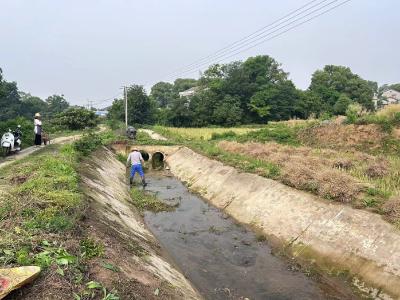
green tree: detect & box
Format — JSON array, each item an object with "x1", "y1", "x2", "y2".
[
  {"x1": 173, "y1": 78, "x2": 198, "y2": 93},
  {"x1": 249, "y1": 80, "x2": 298, "y2": 121},
  {"x1": 150, "y1": 82, "x2": 176, "y2": 108},
  {"x1": 56, "y1": 107, "x2": 99, "y2": 130},
  {"x1": 20, "y1": 92, "x2": 48, "y2": 116},
  {"x1": 126, "y1": 85, "x2": 154, "y2": 125},
  {"x1": 309, "y1": 65, "x2": 375, "y2": 113},
  {"x1": 108, "y1": 98, "x2": 124, "y2": 122},
  {"x1": 187, "y1": 90, "x2": 216, "y2": 127},
  {"x1": 0, "y1": 68, "x2": 22, "y2": 121},
  {"x1": 167, "y1": 97, "x2": 192, "y2": 127},
  {"x1": 333, "y1": 94, "x2": 352, "y2": 115},
  {"x1": 46, "y1": 94, "x2": 69, "y2": 115},
  {"x1": 294, "y1": 90, "x2": 324, "y2": 119},
  {"x1": 213, "y1": 95, "x2": 243, "y2": 126}
]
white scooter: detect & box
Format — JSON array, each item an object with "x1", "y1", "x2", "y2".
[{"x1": 1, "y1": 126, "x2": 22, "y2": 157}]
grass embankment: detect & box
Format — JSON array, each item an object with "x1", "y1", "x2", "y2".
[
  {"x1": 152, "y1": 126, "x2": 260, "y2": 141},
  {"x1": 0, "y1": 130, "x2": 123, "y2": 299},
  {"x1": 152, "y1": 109, "x2": 400, "y2": 227}
]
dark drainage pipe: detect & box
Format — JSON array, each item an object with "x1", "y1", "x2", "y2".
[
  {"x1": 151, "y1": 151, "x2": 165, "y2": 169},
  {"x1": 140, "y1": 150, "x2": 150, "y2": 161}
]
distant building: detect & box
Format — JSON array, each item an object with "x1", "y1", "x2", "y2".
[
  {"x1": 179, "y1": 87, "x2": 199, "y2": 98},
  {"x1": 95, "y1": 110, "x2": 108, "y2": 117},
  {"x1": 373, "y1": 89, "x2": 400, "y2": 108},
  {"x1": 381, "y1": 89, "x2": 400, "y2": 105}
]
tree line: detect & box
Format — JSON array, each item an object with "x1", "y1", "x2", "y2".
[
  {"x1": 0, "y1": 68, "x2": 71, "y2": 122},
  {"x1": 0, "y1": 68, "x2": 98, "y2": 131},
  {"x1": 109, "y1": 55, "x2": 396, "y2": 127}
]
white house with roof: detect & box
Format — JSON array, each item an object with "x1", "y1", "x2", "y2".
[
  {"x1": 178, "y1": 87, "x2": 199, "y2": 98},
  {"x1": 382, "y1": 89, "x2": 400, "y2": 105},
  {"x1": 373, "y1": 89, "x2": 400, "y2": 108}
]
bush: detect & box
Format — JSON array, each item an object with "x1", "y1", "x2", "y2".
[
  {"x1": 345, "y1": 103, "x2": 363, "y2": 124},
  {"x1": 55, "y1": 107, "x2": 99, "y2": 130},
  {"x1": 210, "y1": 131, "x2": 237, "y2": 140},
  {"x1": 73, "y1": 132, "x2": 103, "y2": 156},
  {"x1": 73, "y1": 131, "x2": 118, "y2": 156},
  {"x1": 238, "y1": 124, "x2": 300, "y2": 145}
]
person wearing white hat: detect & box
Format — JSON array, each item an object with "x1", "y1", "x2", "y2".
[
  {"x1": 34, "y1": 113, "x2": 42, "y2": 146},
  {"x1": 126, "y1": 148, "x2": 147, "y2": 187}
]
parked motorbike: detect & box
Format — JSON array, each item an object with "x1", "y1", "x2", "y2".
[
  {"x1": 1, "y1": 126, "x2": 22, "y2": 157},
  {"x1": 126, "y1": 126, "x2": 137, "y2": 140}
]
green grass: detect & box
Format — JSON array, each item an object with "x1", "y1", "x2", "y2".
[
  {"x1": 152, "y1": 126, "x2": 259, "y2": 141},
  {"x1": 236, "y1": 123, "x2": 301, "y2": 146},
  {"x1": 0, "y1": 144, "x2": 82, "y2": 254},
  {"x1": 0, "y1": 133, "x2": 123, "y2": 298},
  {"x1": 189, "y1": 141, "x2": 281, "y2": 179},
  {"x1": 129, "y1": 187, "x2": 173, "y2": 213}
]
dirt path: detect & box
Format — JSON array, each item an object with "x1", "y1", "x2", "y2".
[
  {"x1": 139, "y1": 129, "x2": 167, "y2": 141},
  {"x1": 0, "y1": 134, "x2": 81, "y2": 170},
  {"x1": 0, "y1": 125, "x2": 108, "y2": 170}
]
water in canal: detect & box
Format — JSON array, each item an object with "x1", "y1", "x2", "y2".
[{"x1": 143, "y1": 172, "x2": 353, "y2": 300}]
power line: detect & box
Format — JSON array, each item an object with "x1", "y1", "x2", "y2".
[
  {"x1": 163, "y1": 0, "x2": 332, "y2": 79},
  {"x1": 91, "y1": 91, "x2": 123, "y2": 107},
  {"x1": 163, "y1": 0, "x2": 351, "y2": 82}
]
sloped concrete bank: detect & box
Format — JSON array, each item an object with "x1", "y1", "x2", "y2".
[
  {"x1": 166, "y1": 147, "x2": 400, "y2": 299},
  {"x1": 79, "y1": 147, "x2": 200, "y2": 299}
]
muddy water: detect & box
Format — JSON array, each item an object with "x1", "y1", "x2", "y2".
[{"x1": 143, "y1": 173, "x2": 344, "y2": 300}]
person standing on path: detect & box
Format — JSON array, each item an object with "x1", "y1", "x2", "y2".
[
  {"x1": 34, "y1": 113, "x2": 42, "y2": 147},
  {"x1": 127, "y1": 148, "x2": 147, "y2": 187}
]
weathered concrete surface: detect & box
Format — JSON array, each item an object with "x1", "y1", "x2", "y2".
[
  {"x1": 111, "y1": 144, "x2": 180, "y2": 160},
  {"x1": 166, "y1": 147, "x2": 400, "y2": 299},
  {"x1": 80, "y1": 147, "x2": 200, "y2": 299}
]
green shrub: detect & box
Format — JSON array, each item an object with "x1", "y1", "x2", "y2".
[
  {"x1": 73, "y1": 132, "x2": 103, "y2": 156},
  {"x1": 54, "y1": 107, "x2": 99, "y2": 130},
  {"x1": 210, "y1": 130, "x2": 237, "y2": 140},
  {"x1": 345, "y1": 103, "x2": 362, "y2": 124},
  {"x1": 237, "y1": 124, "x2": 300, "y2": 145}
]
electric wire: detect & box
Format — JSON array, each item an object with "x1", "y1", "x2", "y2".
[
  {"x1": 163, "y1": 0, "x2": 333, "y2": 79},
  {"x1": 163, "y1": 0, "x2": 351, "y2": 81}
]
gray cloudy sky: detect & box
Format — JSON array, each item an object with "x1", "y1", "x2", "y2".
[{"x1": 1, "y1": 0, "x2": 399, "y2": 107}]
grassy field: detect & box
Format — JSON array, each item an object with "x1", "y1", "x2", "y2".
[
  {"x1": 153, "y1": 125, "x2": 260, "y2": 141},
  {"x1": 152, "y1": 112, "x2": 400, "y2": 227}
]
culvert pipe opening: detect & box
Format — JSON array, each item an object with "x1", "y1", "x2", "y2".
[
  {"x1": 151, "y1": 152, "x2": 165, "y2": 169},
  {"x1": 140, "y1": 150, "x2": 150, "y2": 161}
]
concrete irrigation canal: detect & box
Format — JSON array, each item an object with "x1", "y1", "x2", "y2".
[
  {"x1": 106, "y1": 141, "x2": 400, "y2": 299},
  {"x1": 143, "y1": 172, "x2": 353, "y2": 299}
]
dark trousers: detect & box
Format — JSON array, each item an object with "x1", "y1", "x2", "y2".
[{"x1": 34, "y1": 134, "x2": 42, "y2": 145}]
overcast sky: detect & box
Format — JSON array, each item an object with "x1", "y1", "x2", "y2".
[{"x1": 1, "y1": 0, "x2": 399, "y2": 107}]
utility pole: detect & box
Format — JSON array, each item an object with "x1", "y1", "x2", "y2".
[
  {"x1": 124, "y1": 86, "x2": 128, "y2": 129},
  {"x1": 86, "y1": 100, "x2": 94, "y2": 110}
]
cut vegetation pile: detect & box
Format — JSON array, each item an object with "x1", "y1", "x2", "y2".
[
  {"x1": 298, "y1": 123, "x2": 388, "y2": 152},
  {"x1": 218, "y1": 140, "x2": 400, "y2": 225}
]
